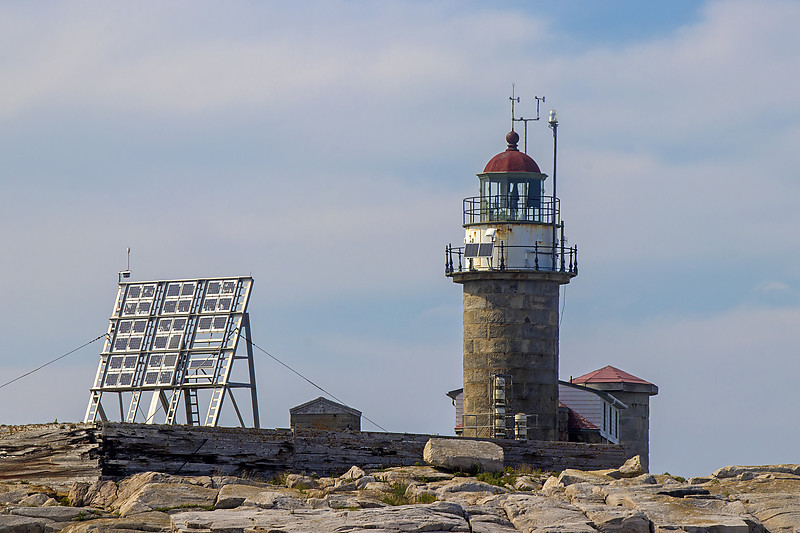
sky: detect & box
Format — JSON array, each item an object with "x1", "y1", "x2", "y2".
[{"x1": 1, "y1": 0, "x2": 799, "y2": 478}]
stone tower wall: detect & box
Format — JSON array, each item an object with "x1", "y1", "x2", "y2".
[
  {"x1": 606, "y1": 390, "x2": 652, "y2": 470},
  {"x1": 461, "y1": 274, "x2": 564, "y2": 441}
]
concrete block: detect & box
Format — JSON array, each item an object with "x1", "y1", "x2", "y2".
[{"x1": 423, "y1": 438, "x2": 504, "y2": 473}]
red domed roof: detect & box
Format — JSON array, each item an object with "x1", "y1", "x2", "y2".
[{"x1": 483, "y1": 131, "x2": 541, "y2": 173}]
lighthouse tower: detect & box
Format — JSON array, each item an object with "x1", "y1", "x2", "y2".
[{"x1": 445, "y1": 120, "x2": 577, "y2": 441}]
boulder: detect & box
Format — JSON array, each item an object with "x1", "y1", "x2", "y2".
[
  {"x1": 738, "y1": 492, "x2": 800, "y2": 533},
  {"x1": 503, "y1": 493, "x2": 597, "y2": 533},
  {"x1": 354, "y1": 475, "x2": 375, "y2": 490},
  {"x1": 619, "y1": 455, "x2": 646, "y2": 478},
  {"x1": 564, "y1": 482, "x2": 606, "y2": 504},
  {"x1": 423, "y1": 438, "x2": 503, "y2": 473},
  {"x1": 0, "y1": 514, "x2": 53, "y2": 533},
  {"x1": 10, "y1": 506, "x2": 95, "y2": 522},
  {"x1": 0, "y1": 489, "x2": 32, "y2": 505},
  {"x1": 83, "y1": 480, "x2": 117, "y2": 509},
  {"x1": 242, "y1": 490, "x2": 304, "y2": 510},
  {"x1": 372, "y1": 465, "x2": 453, "y2": 483},
  {"x1": 581, "y1": 507, "x2": 651, "y2": 533},
  {"x1": 558, "y1": 468, "x2": 616, "y2": 486},
  {"x1": 170, "y1": 501, "x2": 470, "y2": 533},
  {"x1": 435, "y1": 480, "x2": 508, "y2": 497},
  {"x1": 339, "y1": 466, "x2": 365, "y2": 480},
  {"x1": 214, "y1": 483, "x2": 268, "y2": 509},
  {"x1": 285, "y1": 474, "x2": 319, "y2": 490},
  {"x1": 59, "y1": 511, "x2": 172, "y2": 533},
  {"x1": 68, "y1": 483, "x2": 90, "y2": 507},
  {"x1": 404, "y1": 483, "x2": 436, "y2": 503},
  {"x1": 602, "y1": 484, "x2": 753, "y2": 532},
  {"x1": 713, "y1": 464, "x2": 800, "y2": 479},
  {"x1": 512, "y1": 476, "x2": 539, "y2": 491},
  {"x1": 540, "y1": 475, "x2": 564, "y2": 494},
  {"x1": 17, "y1": 493, "x2": 49, "y2": 507},
  {"x1": 116, "y1": 482, "x2": 218, "y2": 517}
]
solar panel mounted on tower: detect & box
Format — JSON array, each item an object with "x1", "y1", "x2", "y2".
[{"x1": 84, "y1": 276, "x2": 259, "y2": 428}]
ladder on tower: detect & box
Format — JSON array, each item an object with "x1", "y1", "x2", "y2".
[
  {"x1": 204, "y1": 387, "x2": 226, "y2": 427},
  {"x1": 202, "y1": 349, "x2": 229, "y2": 426},
  {"x1": 84, "y1": 390, "x2": 107, "y2": 423},
  {"x1": 164, "y1": 388, "x2": 183, "y2": 425},
  {"x1": 125, "y1": 391, "x2": 142, "y2": 423},
  {"x1": 185, "y1": 388, "x2": 200, "y2": 426},
  {"x1": 84, "y1": 352, "x2": 110, "y2": 422},
  {"x1": 164, "y1": 350, "x2": 190, "y2": 424}
]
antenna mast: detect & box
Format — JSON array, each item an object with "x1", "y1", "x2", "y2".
[
  {"x1": 509, "y1": 84, "x2": 545, "y2": 153},
  {"x1": 118, "y1": 247, "x2": 131, "y2": 283}
]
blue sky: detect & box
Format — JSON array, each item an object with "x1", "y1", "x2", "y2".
[{"x1": 2, "y1": 0, "x2": 800, "y2": 477}]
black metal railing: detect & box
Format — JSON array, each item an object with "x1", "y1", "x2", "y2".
[
  {"x1": 445, "y1": 241, "x2": 578, "y2": 276},
  {"x1": 463, "y1": 195, "x2": 560, "y2": 225}
]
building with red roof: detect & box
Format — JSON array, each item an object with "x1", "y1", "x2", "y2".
[{"x1": 572, "y1": 365, "x2": 658, "y2": 470}]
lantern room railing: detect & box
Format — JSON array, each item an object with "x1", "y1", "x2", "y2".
[
  {"x1": 444, "y1": 241, "x2": 578, "y2": 276},
  {"x1": 463, "y1": 195, "x2": 560, "y2": 225}
]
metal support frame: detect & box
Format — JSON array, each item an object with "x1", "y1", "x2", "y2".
[{"x1": 84, "y1": 276, "x2": 260, "y2": 428}]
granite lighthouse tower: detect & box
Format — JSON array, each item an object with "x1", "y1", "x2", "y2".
[{"x1": 445, "y1": 112, "x2": 577, "y2": 441}]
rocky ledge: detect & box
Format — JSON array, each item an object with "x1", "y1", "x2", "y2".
[{"x1": 2, "y1": 458, "x2": 800, "y2": 532}]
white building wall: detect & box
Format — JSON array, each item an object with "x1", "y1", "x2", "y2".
[{"x1": 558, "y1": 383, "x2": 621, "y2": 444}]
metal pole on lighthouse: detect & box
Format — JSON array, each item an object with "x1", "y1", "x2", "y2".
[{"x1": 549, "y1": 110, "x2": 558, "y2": 268}]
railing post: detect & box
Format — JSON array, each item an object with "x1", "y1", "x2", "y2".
[
  {"x1": 500, "y1": 241, "x2": 505, "y2": 271},
  {"x1": 560, "y1": 223, "x2": 566, "y2": 272},
  {"x1": 574, "y1": 245, "x2": 578, "y2": 275},
  {"x1": 534, "y1": 243, "x2": 539, "y2": 271},
  {"x1": 445, "y1": 245, "x2": 450, "y2": 275},
  {"x1": 448, "y1": 245, "x2": 454, "y2": 274},
  {"x1": 568, "y1": 247, "x2": 573, "y2": 273},
  {"x1": 457, "y1": 249, "x2": 463, "y2": 272}
]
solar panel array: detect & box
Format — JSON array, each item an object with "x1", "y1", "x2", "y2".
[
  {"x1": 84, "y1": 276, "x2": 259, "y2": 427},
  {"x1": 464, "y1": 242, "x2": 494, "y2": 258}
]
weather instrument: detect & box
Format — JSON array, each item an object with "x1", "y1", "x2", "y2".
[
  {"x1": 509, "y1": 84, "x2": 545, "y2": 154},
  {"x1": 84, "y1": 276, "x2": 259, "y2": 427}
]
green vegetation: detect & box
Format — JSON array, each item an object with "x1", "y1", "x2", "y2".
[
  {"x1": 380, "y1": 482, "x2": 410, "y2": 506},
  {"x1": 416, "y1": 493, "x2": 436, "y2": 504},
  {"x1": 153, "y1": 504, "x2": 216, "y2": 512},
  {"x1": 476, "y1": 467, "x2": 518, "y2": 488},
  {"x1": 663, "y1": 472, "x2": 687, "y2": 483}
]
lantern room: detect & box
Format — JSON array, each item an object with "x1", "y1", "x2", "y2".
[{"x1": 472, "y1": 131, "x2": 548, "y2": 224}]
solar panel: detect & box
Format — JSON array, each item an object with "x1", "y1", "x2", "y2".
[
  {"x1": 85, "y1": 276, "x2": 257, "y2": 428},
  {"x1": 464, "y1": 242, "x2": 494, "y2": 258},
  {"x1": 477, "y1": 243, "x2": 494, "y2": 257}
]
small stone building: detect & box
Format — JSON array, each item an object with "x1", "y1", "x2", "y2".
[{"x1": 289, "y1": 397, "x2": 361, "y2": 432}]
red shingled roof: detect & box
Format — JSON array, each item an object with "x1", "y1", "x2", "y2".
[
  {"x1": 572, "y1": 365, "x2": 653, "y2": 385},
  {"x1": 559, "y1": 402, "x2": 599, "y2": 431}
]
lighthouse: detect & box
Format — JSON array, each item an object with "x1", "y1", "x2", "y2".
[{"x1": 445, "y1": 114, "x2": 577, "y2": 441}]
